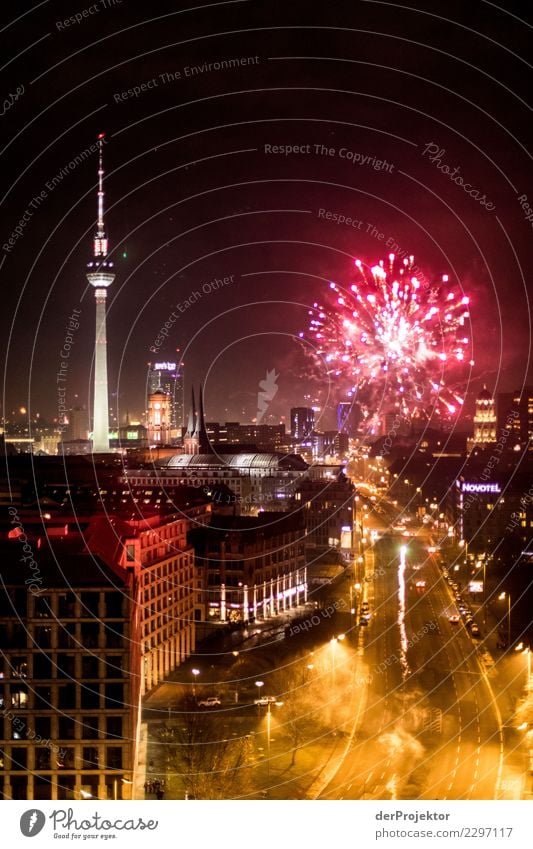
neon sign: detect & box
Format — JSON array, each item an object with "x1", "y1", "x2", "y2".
[
  {"x1": 461, "y1": 482, "x2": 501, "y2": 494},
  {"x1": 154, "y1": 362, "x2": 177, "y2": 371}
]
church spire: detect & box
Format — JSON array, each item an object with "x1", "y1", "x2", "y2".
[
  {"x1": 197, "y1": 384, "x2": 209, "y2": 452},
  {"x1": 186, "y1": 387, "x2": 196, "y2": 437}
]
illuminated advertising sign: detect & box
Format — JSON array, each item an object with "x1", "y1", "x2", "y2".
[
  {"x1": 461, "y1": 482, "x2": 501, "y2": 494},
  {"x1": 469, "y1": 580, "x2": 483, "y2": 594},
  {"x1": 154, "y1": 362, "x2": 177, "y2": 371}
]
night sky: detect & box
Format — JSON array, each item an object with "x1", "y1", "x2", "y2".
[{"x1": 1, "y1": 0, "x2": 532, "y2": 431}]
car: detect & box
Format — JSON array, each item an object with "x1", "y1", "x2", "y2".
[
  {"x1": 254, "y1": 695, "x2": 277, "y2": 705},
  {"x1": 415, "y1": 580, "x2": 427, "y2": 588},
  {"x1": 198, "y1": 696, "x2": 221, "y2": 707},
  {"x1": 465, "y1": 615, "x2": 474, "y2": 626},
  {"x1": 359, "y1": 618, "x2": 369, "y2": 626},
  {"x1": 448, "y1": 614, "x2": 460, "y2": 624},
  {"x1": 361, "y1": 602, "x2": 370, "y2": 612},
  {"x1": 470, "y1": 624, "x2": 481, "y2": 637},
  {"x1": 458, "y1": 605, "x2": 469, "y2": 615}
]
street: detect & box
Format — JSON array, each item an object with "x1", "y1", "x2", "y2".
[{"x1": 140, "y1": 499, "x2": 529, "y2": 800}]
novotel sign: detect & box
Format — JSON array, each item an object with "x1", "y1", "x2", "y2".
[
  {"x1": 461, "y1": 482, "x2": 501, "y2": 494},
  {"x1": 154, "y1": 362, "x2": 177, "y2": 371}
]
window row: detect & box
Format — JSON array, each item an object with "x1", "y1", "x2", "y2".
[
  {"x1": 1, "y1": 743, "x2": 126, "y2": 771},
  {"x1": 0, "y1": 623, "x2": 126, "y2": 650},
  {"x1": 31, "y1": 592, "x2": 126, "y2": 620},
  {"x1": 1, "y1": 682, "x2": 126, "y2": 712},
  {"x1": 0, "y1": 653, "x2": 126, "y2": 681},
  {"x1": 7, "y1": 773, "x2": 130, "y2": 800}
]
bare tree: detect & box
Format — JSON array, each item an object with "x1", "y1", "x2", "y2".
[{"x1": 174, "y1": 711, "x2": 254, "y2": 799}]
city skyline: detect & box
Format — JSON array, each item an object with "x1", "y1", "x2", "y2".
[
  {"x1": 1, "y1": 0, "x2": 533, "y2": 816},
  {"x1": 1, "y1": 4, "x2": 533, "y2": 436}
]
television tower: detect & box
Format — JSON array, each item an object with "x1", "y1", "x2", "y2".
[{"x1": 86, "y1": 133, "x2": 114, "y2": 452}]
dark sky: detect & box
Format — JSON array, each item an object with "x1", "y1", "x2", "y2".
[{"x1": 1, "y1": 0, "x2": 532, "y2": 431}]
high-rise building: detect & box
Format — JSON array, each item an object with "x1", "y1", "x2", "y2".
[
  {"x1": 146, "y1": 389, "x2": 172, "y2": 444},
  {"x1": 290, "y1": 407, "x2": 315, "y2": 439},
  {"x1": 66, "y1": 407, "x2": 89, "y2": 442},
  {"x1": 497, "y1": 387, "x2": 533, "y2": 449},
  {"x1": 86, "y1": 134, "x2": 114, "y2": 453},
  {"x1": 467, "y1": 386, "x2": 497, "y2": 452},
  {"x1": 0, "y1": 535, "x2": 139, "y2": 800},
  {"x1": 337, "y1": 400, "x2": 361, "y2": 436},
  {"x1": 147, "y1": 361, "x2": 184, "y2": 433}
]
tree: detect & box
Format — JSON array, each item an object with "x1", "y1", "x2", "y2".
[{"x1": 174, "y1": 711, "x2": 253, "y2": 799}]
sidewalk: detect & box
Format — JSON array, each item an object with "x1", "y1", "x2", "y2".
[{"x1": 470, "y1": 597, "x2": 531, "y2": 798}]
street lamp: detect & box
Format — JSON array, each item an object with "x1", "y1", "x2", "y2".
[
  {"x1": 255, "y1": 680, "x2": 264, "y2": 702},
  {"x1": 263, "y1": 699, "x2": 284, "y2": 788},
  {"x1": 474, "y1": 559, "x2": 487, "y2": 626},
  {"x1": 191, "y1": 668, "x2": 200, "y2": 698},
  {"x1": 329, "y1": 637, "x2": 343, "y2": 685},
  {"x1": 498, "y1": 593, "x2": 511, "y2": 648},
  {"x1": 516, "y1": 644, "x2": 531, "y2": 695},
  {"x1": 330, "y1": 638, "x2": 336, "y2": 684}
]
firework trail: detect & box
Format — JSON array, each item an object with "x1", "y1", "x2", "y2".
[{"x1": 303, "y1": 254, "x2": 472, "y2": 426}]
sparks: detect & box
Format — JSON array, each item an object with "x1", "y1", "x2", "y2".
[{"x1": 305, "y1": 256, "x2": 472, "y2": 423}]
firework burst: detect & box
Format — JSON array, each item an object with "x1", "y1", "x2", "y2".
[{"x1": 304, "y1": 254, "x2": 473, "y2": 424}]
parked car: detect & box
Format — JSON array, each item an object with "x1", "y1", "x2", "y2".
[
  {"x1": 470, "y1": 624, "x2": 481, "y2": 637},
  {"x1": 198, "y1": 696, "x2": 221, "y2": 707}
]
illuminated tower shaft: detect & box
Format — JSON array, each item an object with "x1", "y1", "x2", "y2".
[
  {"x1": 93, "y1": 287, "x2": 110, "y2": 451},
  {"x1": 87, "y1": 133, "x2": 114, "y2": 453}
]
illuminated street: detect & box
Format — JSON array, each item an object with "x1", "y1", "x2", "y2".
[{"x1": 140, "y1": 499, "x2": 532, "y2": 800}]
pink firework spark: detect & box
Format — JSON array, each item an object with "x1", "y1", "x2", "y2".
[{"x1": 303, "y1": 254, "x2": 473, "y2": 422}]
